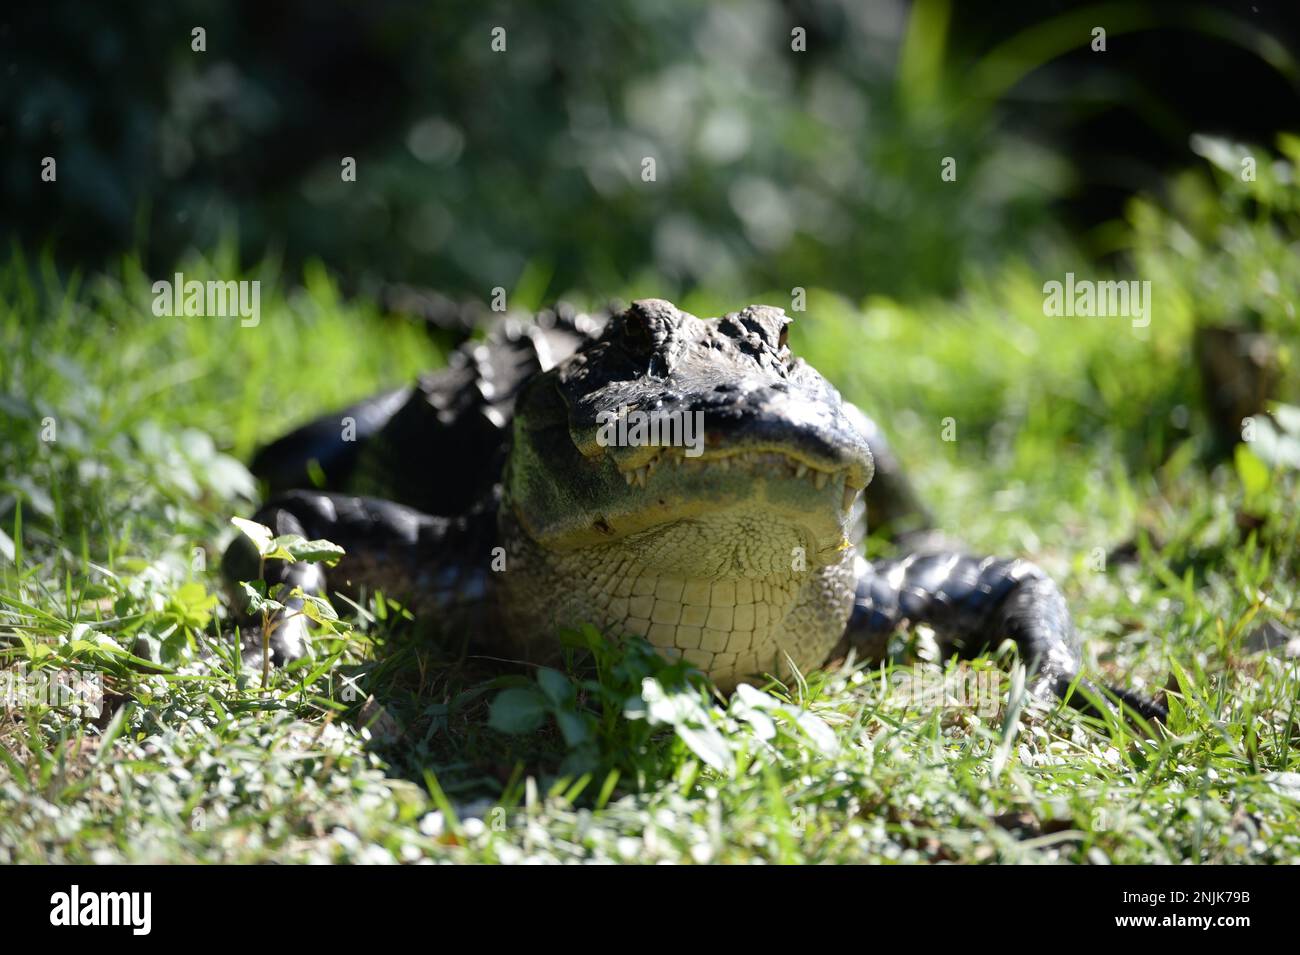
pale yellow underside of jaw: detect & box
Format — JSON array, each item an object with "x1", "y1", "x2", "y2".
[
  {"x1": 595, "y1": 570, "x2": 801, "y2": 690},
  {"x1": 499, "y1": 497, "x2": 857, "y2": 690}
]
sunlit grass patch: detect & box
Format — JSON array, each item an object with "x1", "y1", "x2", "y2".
[{"x1": 2, "y1": 223, "x2": 1298, "y2": 861}]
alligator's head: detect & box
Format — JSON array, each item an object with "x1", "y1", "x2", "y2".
[{"x1": 500, "y1": 299, "x2": 873, "y2": 689}]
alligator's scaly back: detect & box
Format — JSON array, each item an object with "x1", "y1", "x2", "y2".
[{"x1": 249, "y1": 304, "x2": 604, "y2": 514}]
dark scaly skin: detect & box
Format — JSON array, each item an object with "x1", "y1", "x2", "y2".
[
  {"x1": 844, "y1": 554, "x2": 1161, "y2": 717},
  {"x1": 224, "y1": 300, "x2": 1164, "y2": 720}
]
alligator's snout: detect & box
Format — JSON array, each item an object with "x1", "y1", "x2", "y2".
[
  {"x1": 683, "y1": 378, "x2": 874, "y2": 489},
  {"x1": 507, "y1": 300, "x2": 873, "y2": 552}
]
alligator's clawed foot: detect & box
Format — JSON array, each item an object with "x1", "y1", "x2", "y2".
[
  {"x1": 1044, "y1": 673, "x2": 1168, "y2": 724},
  {"x1": 844, "y1": 551, "x2": 1165, "y2": 724}
]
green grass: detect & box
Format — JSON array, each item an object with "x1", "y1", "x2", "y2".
[{"x1": 2, "y1": 170, "x2": 1300, "y2": 862}]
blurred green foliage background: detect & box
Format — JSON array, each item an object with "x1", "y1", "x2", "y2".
[{"x1": 6, "y1": 0, "x2": 1300, "y2": 305}]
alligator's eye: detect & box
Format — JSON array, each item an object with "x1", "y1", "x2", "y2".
[
  {"x1": 622, "y1": 304, "x2": 658, "y2": 359},
  {"x1": 777, "y1": 323, "x2": 789, "y2": 350},
  {"x1": 624, "y1": 312, "x2": 652, "y2": 355}
]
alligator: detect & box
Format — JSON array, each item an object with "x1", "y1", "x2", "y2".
[{"x1": 223, "y1": 298, "x2": 1165, "y2": 720}]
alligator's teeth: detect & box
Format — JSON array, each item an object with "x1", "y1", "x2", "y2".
[
  {"x1": 624, "y1": 470, "x2": 635, "y2": 485},
  {"x1": 795, "y1": 463, "x2": 808, "y2": 479},
  {"x1": 842, "y1": 486, "x2": 858, "y2": 511},
  {"x1": 813, "y1": 471, "x2": 828, "y2": 490},
  {"x1": 717, "y1": 459, "x2": 729, "y2": 470}
]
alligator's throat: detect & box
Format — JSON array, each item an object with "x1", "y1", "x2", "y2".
[{"x1": 498, "y1": 508, "x2": 857, "y2": 690}]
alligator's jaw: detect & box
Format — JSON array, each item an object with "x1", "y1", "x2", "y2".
[
  {"x1": 498, "y1": 433, "x2": 862, "y2": 687},
  {"x1": 497, "y1": 504, "x2": 858, "y2": 690}
]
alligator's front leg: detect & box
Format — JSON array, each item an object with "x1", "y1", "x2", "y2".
[
  {"x1": 842, "y1": 552, "x2": 1165, "y2": 720},
  {"x1": 221, "y1": 490, "x2": 499, "y2": 664}
]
